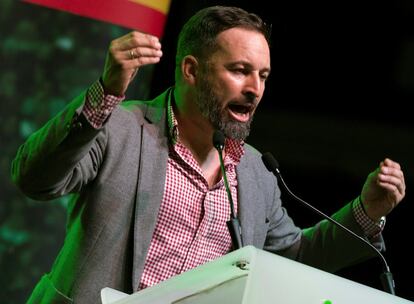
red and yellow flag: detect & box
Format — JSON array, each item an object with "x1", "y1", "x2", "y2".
[{"x1": 22, "y1": 0, "x2": 171, "y2": 37}]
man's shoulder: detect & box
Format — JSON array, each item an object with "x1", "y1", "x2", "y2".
[
  {"x1": 240, "y1": 143, "x2": 275, "y2": 178},
  {"x1": 239, "y1": 143, "x2": 261, "y2": 169},
  {"x1": 242, "y1": 143, "x2": 265, "y2": 166},
  {"x1": 238, "y1": 143, "x2": 278, "y2": 199},
  {"x1": 243, "y1": 143, "x2": 262, "y2": 157}
]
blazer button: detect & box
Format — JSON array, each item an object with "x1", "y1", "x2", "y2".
[{"x1": 72, "y1": 121, "x2": 82, "y2": 130}]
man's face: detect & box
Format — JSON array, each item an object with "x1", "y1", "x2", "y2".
[{"x1": 195, "y1": 27, "x2": 271, "y2": 141}]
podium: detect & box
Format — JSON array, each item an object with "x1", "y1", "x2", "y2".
[{"x1": 101, "y1": 245, "x2": 413, "y2": 304}]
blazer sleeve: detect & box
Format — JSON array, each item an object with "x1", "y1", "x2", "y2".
[
  {"x1": 243, "y1": 146, "x2": 382, "y2": 273},
  {"x1": 296, "y1": 200, "x2": 381, "y2": 272},
  {"x1": 11, "y1": 91, "x2": 107, "y2": 200},
  {"x1": 267, "y1": 192, "x2": 382, "y2": 272}
]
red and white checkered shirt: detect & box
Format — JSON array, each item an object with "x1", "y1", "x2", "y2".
[
  {"x1": 83, "y1": 79, "x2": 125, "y2": 128},
  {"x1": 82, "y1": 79, "x2": 384, "y2": 290},
  {"x1": 137, "y1": 94, "x2": 244, "y2": 289}
]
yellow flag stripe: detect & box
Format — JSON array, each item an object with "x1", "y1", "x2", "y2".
[{"x1": 129, "y1": 0, "x2": 171, "y2": 14}]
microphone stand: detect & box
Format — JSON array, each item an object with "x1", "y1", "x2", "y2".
[
  {"x1": 262, "y1": 152, "x2": 395, "y2": 295},
  {"x1": 213, "y1": 130, "x2": 243, "y2": 250}
]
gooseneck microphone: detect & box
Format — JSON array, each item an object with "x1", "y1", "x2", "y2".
[
  {"x1": 261, "y1": 152, "x2": 395, "y2": 295},
  {"x1": 213, "y1": 130, "x2": 243, "y2": 249}
]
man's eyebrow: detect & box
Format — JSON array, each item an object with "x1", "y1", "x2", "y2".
[{"x1": 226, "y1": 61, "x2": 271, "y2": 73}]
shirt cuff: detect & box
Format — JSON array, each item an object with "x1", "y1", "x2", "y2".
[
  {"x1": 82, "y1": 79, "x2": 125, "y2": 129},
  {"x1": 352, "y1": 196, "x2": 386, "y2": 238}
]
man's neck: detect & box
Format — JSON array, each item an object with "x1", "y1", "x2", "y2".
[
  {"x1": 174, "y1": 106, "x2": 222, "y2": 188},
  {"x1": 179, "y1": 118, "x2": 213, "y2": 155}
]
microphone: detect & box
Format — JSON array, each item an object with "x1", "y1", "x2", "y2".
[
  {"x1": 261, "y1": 152, "x2": 395, "y2": 295},
  {"x1": 213, "y1": 130, "x2": 243, "y2": 249}
]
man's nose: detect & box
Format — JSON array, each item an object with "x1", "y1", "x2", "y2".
[{"x1": 244, "y1": 73, "x2": 262, "y2": 99}]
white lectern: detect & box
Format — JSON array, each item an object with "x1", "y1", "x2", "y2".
[{"x1": 101, "y1": 245, "x2": 413, "y2": 304}]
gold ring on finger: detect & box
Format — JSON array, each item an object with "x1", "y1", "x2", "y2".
[{"x1": 129, "y1": 49, "x2": 136, "y2": 60}]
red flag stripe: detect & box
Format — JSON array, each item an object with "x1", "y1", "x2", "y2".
[{"x1": 23, "y1": 0, "x2": 168, "y2": 37}]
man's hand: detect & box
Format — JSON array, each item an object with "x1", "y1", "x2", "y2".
[
  {"x1": 361, "y1": 158, "x2": 406, "y2": 222},
  {"x1": 102, "y1": 31, "x2": 163, "y2": 96}
]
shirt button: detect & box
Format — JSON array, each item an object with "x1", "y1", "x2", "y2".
[{"x1": 103, "y1": 109, "x2": 110, "y2": 115}]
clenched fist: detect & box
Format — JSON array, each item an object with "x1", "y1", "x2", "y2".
[
  {"x1": 361, "y1": 158, "x2": 406, "y2": 222},
  {"x1": 101, "y1": 31, "x2": 163, "y2": 96}
]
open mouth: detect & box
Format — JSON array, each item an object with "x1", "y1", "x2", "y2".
[{"x1": 227, "y1": 103, "x2": 253, "y2": 123}]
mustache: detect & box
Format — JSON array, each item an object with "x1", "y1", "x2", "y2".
[
  {"x1": 244, "y1": 92, "x2": 259, "y2": 105},
  {"x1": 229, "y1": 96, "x2": 259, "y2": 110},
  {"x1": 237, "y1": 92, "x2": 259, "y2": 109}
]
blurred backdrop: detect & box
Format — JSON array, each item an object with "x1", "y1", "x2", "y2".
[{"x1": 1, "y1": 0, "x2": 413, "y2": 302}]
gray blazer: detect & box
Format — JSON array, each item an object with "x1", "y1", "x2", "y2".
[{"x1": 12, "y1": 87, "x2": 378, "y2": 303}]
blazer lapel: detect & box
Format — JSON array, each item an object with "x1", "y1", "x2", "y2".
[
  {"x1": 132, "y1": 89, "x2": 171, "y2": 290},
  {"x1": 237, "y1": 155, "x2": 262, "y2": 247}
]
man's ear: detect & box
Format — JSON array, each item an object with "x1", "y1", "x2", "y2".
[{"x1": 181, "y1": 55, "x2": 198, "y2": 85}]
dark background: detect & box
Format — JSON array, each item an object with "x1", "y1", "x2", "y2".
[{"x1": 1, "y1": 0, "x2": 413, "y2": 302}]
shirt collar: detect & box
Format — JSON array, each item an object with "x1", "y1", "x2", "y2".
[{"x1": 167, "y1": 89, "x2": 179, "y2": 145}]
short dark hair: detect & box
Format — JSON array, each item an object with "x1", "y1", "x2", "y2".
[{"x1": 175, "y1": 6, "x2": 270, "y2": 67}]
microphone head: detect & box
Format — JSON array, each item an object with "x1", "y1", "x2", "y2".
[
  {"x1": 262, "y1": 152, "x2": 280, "y2": 174},
  {"x1": 213, "y1": 130, "x2": 225, "y2": 151}
]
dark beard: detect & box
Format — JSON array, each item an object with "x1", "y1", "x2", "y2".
[{"x1": 195, "y1": 78, "x2": 254, "y2": 141}]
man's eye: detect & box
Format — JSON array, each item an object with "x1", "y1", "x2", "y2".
[
  {"x1": 260, "y1": 74, "x2": 269, "y2": 81},
  {"x1": 232, "y1": 68, "x2": 245, "y2": 74}
]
